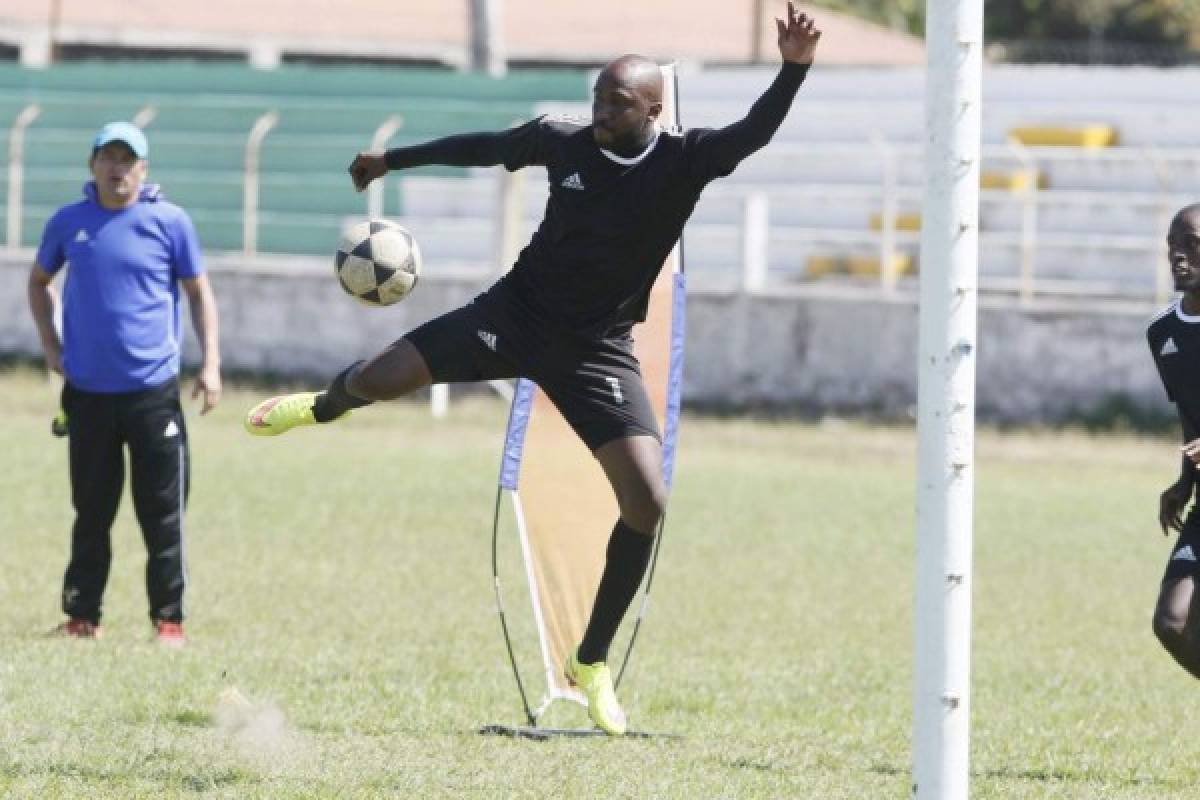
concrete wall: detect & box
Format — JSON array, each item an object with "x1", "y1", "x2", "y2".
[
  {"x1": 685, "y1": 286, "x2": 1168, "y2": 423},
  {"x1": 0, "y1": 251, "x2": 1171, "y2": 424}
]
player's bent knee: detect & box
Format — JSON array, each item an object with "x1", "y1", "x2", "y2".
[
  {"x1": 1153, "y1": 609, "x2": 1187, "y2": 647},
  {"x1": 620, "y1": 483, "x2": 668, "y2": 534}
]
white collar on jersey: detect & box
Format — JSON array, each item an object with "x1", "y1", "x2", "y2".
[
  {"x1": 1176, "y1": 298, "x2": 1200, "y2": 323},
  {"x1": 599, "y1": 129, "x2": 660, "y2": 166}
]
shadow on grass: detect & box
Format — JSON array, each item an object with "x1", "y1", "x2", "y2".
[
  {"x1": 978, "y1": 766, "x2": 1174, "y2": 789},
  {"x1": 170, "y1": 709, "x2": 213, "y2": 727},
  {"x1": 871, "y1": 762, "x2": 1176, "y2": 790},
  {"x1": 872, "y1": 762, "x2": 1084, "y2": 783},
  {"x1": 3, "y1": 761, "x2": 260, "y2": 791},
  {"x1": 721, "y1": 756, "x2": 782, "y2": 772}
]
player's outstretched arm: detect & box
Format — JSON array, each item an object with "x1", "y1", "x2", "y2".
[
  {"x1": 688, "y1": 3, "x2": 820, "y2": 179},
  {"x1": 347, "y1": 122, "x2": 547, "y2": 193}
]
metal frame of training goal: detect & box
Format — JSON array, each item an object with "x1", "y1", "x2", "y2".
[{"x1": 479, "y1": 64, "x2": 685, "y2": 741}]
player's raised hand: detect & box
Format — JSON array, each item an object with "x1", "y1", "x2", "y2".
[
  {"x1": 776, "y1": 2, "x2": 821, "y2": 65},
  {"x1": 348, "y1": 152, "x2": 388, "y2": 192}
]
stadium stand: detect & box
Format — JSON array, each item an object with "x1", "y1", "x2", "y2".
[
  {"x1": 397, "y1": 64, "x2": 1200, "y2": 298},
  {"x1": 2, "y1": 0, "x2": 1198, "y2": 301}
]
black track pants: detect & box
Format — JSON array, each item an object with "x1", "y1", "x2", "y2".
[{"x1": 60, "y1": 380, "x2": 189, "y2": 624}]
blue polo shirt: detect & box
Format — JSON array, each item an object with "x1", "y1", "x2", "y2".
[{"x1": 36, "y1": 182, "x2": 204, "y2": 393}]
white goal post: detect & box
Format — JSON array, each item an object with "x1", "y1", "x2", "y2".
[{"x1": 913, "y1": 0, "x2": 982, "y2": 798}]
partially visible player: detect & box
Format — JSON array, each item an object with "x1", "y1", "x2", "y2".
[
  {"x1": 245, "y1": 4, "x2": 820, "y2": 732},
  {"x1": 1149, "y1": 202, "x2": 1200, "y2": 677}
]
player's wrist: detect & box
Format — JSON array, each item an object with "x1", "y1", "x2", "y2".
[
  {"x1": 1177, "y1": 466, "x2": 1197, "y2": 487},
  {"x1": 779, "y1": 60, "x2": 812, "y2": 77},
  {"x1": 382, "y1": 149, "x2": 405, "y2": 171}
]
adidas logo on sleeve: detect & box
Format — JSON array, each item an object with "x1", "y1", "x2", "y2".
[
  {"x1": 477, "y1": 330, "x2": 498, "y2": 351},
  {"x1": 560, "y1": 172, "x2": 585, "y2": 191}
]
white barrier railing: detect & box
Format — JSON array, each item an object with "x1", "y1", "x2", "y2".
[
  {"x1": 6, "y1": 104, "x2": 40, "y2": 252},
  {"x1": 132, "y1": 105, "x2": 157, "y2": 129},
  {"x1": 740, "y1": 191, "x2": 769, "y2": 291},
  {"x1": 242, "y1": 111, "x2": 279, "y2": 256},
  {"x1": 367, "y1": 115, "x2": 403, "y2": 220}
]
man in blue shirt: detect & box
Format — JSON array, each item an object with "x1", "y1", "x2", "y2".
[{"x1": 27, "y1": 121, "x2": 221, "y2": 646}]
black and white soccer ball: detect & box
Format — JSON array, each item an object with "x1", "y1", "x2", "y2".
[{"x1": 335, "y1": 219, "x2": 422, "y2": 307}]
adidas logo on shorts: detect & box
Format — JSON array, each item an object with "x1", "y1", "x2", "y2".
[
  {"x1": 560, "y1": 172, "x2": 585, "y2": 191},
  {"x1": 477, "y1": 330, "x2": 498, "y2": 351},
  {"x1": 1173, "y1": 545, "x2": 1196, "y2": 562}
]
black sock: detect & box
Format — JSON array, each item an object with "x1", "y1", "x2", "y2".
[
  {"x1": 577, "y1": 519, "x2": 656, "y2": 666},
  {"x1": 313, "y1": 361, "x2": 373, "y2": 422}
]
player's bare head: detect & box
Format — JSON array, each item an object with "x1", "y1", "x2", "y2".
[
  {"x1": 600, "y1": 55, "x2": 663, "y2": 104},
  {"x1": 1168, "y1": 203, "x2": 1200, "y2": 292},
  {"x1": 591, "y1": 54, "x2": 664, "y2": 153},
  {"x1": 1172, "y1": 203, "x2": 1200, "y2": 232}
]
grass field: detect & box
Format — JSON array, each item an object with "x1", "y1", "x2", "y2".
[{"x1": 1, "y1": 365, "x2": 1197, "y2": 799}]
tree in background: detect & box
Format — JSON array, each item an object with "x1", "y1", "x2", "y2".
[
  {"x1": 985, "y1": 0, "x2": 1200, "y2": 48},
  {"x1": 813, "y1": 0, "x2": 924, "y2": 36},
  {"x1": 810, "y1": 0, "x2": 1200, "y2": 51}
]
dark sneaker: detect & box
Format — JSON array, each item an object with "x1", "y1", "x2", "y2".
[{"x1": 48, "y1": 618, "x2": 102, "y2": 639}]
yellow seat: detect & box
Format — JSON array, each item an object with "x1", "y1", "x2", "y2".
[
  {"x1": 869, "y1": 212, "x2": 922, "y2": 232},
  {"x1": 981, "y1": 168, "x2": 1046, "y2": 192},
  {"x1": 805, "y1": 255, "x2": 845, "y2": 278},
  {"x1": 846, "y1": 253, "x2": 914, "y2": 278},
  {"x1": 1008, "y1": 125, "x2": 1118, "y2": 149},
  {"x1": 806, "y1": 253, "x2": 914, "y2": 280}
]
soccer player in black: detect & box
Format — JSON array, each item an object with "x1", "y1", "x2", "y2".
[
  {"x1": 1149, "y1": 203, "x2": 1200, "y2": 679},
  {"x1": 246, "y1": 3, "x2": 821, "y2": 733}
]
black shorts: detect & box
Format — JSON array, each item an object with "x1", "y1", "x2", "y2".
[
  {"x1": 1163, "y1": 510, "x2": 1200, "y2": 584},
  {"x1": 404, "y1": 281, "x2": 661, "y2": 452}
]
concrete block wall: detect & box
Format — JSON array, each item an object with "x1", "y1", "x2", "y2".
[{"x1": 0, "y1": 251, "x2": 1171, "y2": 425}]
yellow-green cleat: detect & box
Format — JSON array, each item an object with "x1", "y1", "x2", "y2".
[
  {"x1": 565, "y1": 650, "x2": 627, "y2": 736},
  {"x1": 244, "y1": 392, "x2": 334, "y2": 436}
]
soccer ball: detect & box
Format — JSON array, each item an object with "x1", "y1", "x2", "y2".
[{"x1": 335, "y1": 219, "x2": 422, "y2": 307}]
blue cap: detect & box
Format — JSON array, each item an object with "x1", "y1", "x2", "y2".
[{"x1": 92, "y1": 121, "x2": 148, "y2": 159}]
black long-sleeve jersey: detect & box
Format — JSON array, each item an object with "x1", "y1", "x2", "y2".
[
  {"x1": 1148, "y1": 300, "x2": 1200, "y2": 432},
  {"x1": 385, "y1": 62, "x2": 809, "y2": 337},
  {"x1": 1149, "y1": 301, "x2": 1200, "y2": 498}
]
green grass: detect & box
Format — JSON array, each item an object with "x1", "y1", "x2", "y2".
[{"x1": 0, "y1": 365, "x2": 1195, "y2": 798}]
